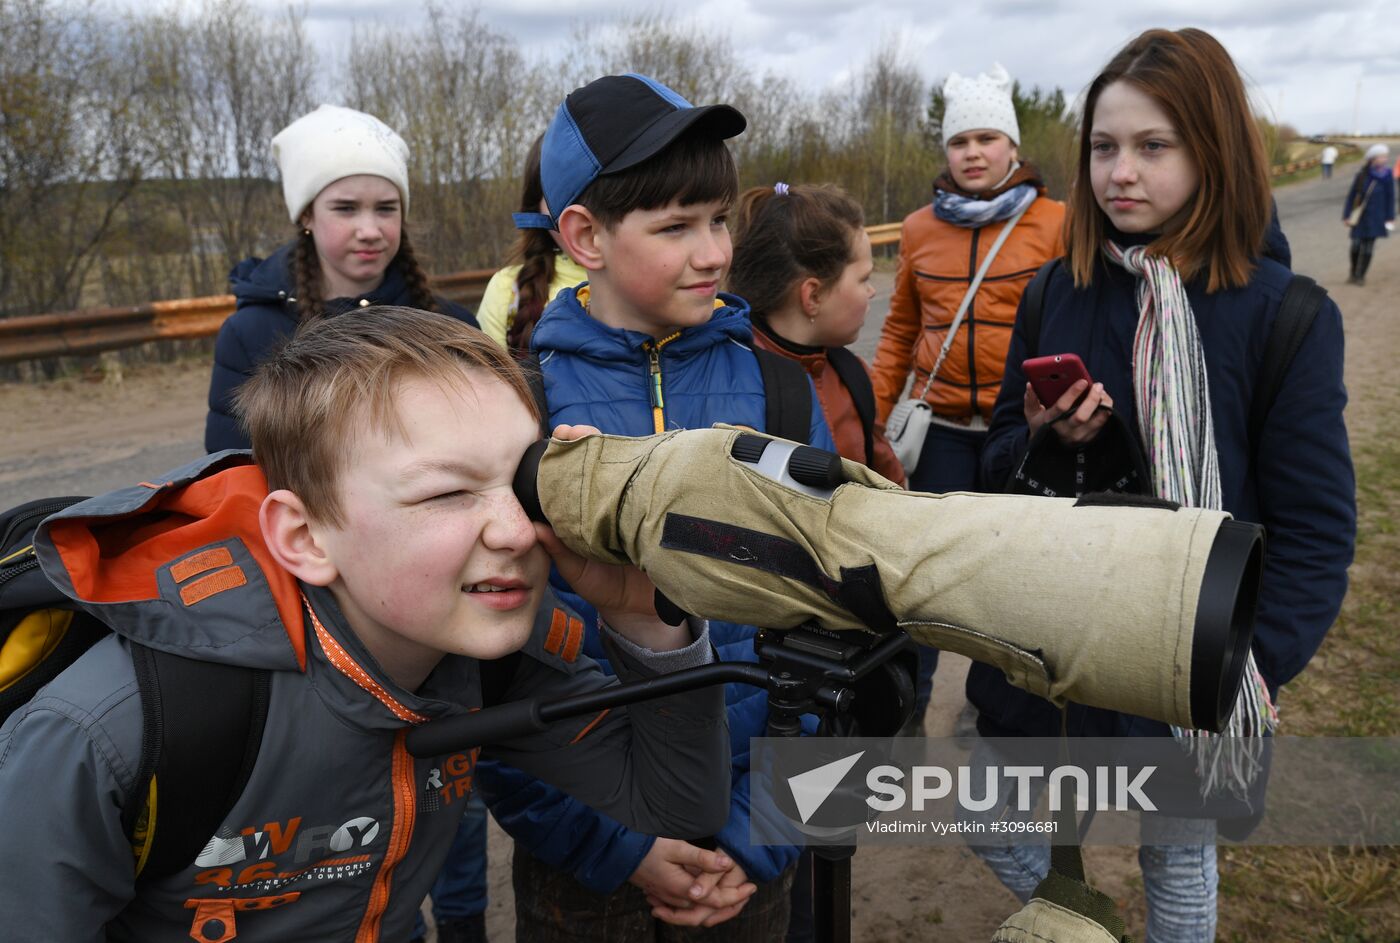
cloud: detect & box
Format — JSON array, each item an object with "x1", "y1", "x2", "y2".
[{"x1": 62, "y1": 0, "x2": 1400, "y2": 133}]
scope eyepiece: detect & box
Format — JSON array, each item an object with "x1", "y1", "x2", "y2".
[{"x1": 514, "y1": 439, "x2": 549, "y2": 524}]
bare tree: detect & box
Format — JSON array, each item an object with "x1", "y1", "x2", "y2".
[
  {"x1": 0, "y1": 0, "x2": 148, "y2": 317},
  {"x1": 345, "y1": 5, "x2": 549, "y2": 270}
]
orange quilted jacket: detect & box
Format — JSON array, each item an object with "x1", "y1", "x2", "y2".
[{"x1": 871, "y1": 192, "x2": 1065, "y2": 423}]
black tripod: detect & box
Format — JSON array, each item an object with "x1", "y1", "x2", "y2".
[{"x1": 406, "y1": 624, "x2": 914, "y2": 943}]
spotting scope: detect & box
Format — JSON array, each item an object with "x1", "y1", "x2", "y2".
[{"x1": 513, "y1": 427, "x2": 1263, "y2": 733}]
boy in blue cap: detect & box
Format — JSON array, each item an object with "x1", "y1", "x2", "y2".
[{"x1": 477, "y1": 74, "x2": 834, "y2": 938}]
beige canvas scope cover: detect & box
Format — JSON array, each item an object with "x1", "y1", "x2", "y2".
[{"x1": 534, "y1": 426, "x2": 1233, "y2": 730}]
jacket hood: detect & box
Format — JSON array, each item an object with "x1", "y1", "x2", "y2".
[
  {"x1": 228, "y1": 240, "x2": 412, "y2": 310},
  {"x1": 229, "y1": 242, "x2": 297, "y2": 307},
  {"x1": 531, "y1": 285, "x2": 754, "y2": 361},
  {"x1": 35, "y1": 451, "x2": 307, "y2": 672}
]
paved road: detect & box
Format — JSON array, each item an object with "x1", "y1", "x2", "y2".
[{"x1": 0, "y1": 156, "x2": 1388, "y2": 508}]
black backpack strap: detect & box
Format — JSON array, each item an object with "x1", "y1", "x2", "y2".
[
  {"x1": 753, "y1": 347, "x2": 813, "y2": 444},
  {"x1": 1249, "y1": 274, "x2": 1326, "y2": 459},
  {"x1": 1020, "y1": 258, "x2": 1062, "y2": 361},
  {"x1": 127, "y1": 645, "x2": 270, "y2": 881},
  {"x1": 825, "y1": 347, "x2": 877, "y2": 466}
]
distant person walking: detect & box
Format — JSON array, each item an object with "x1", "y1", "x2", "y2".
[
  {"x1": 1343, "y1": 143, "x2": 1396, "y2": 286},
  {"x1": 1320, "y1": 144, "x2": 1338, "y2": 179}
]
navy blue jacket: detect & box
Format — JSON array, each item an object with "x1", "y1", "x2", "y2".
[
  {"x1": 475, "y1": 286, "x2": 833, "y2": 891},
  {"x1": 204, "y1": 242, "x2": 478, "y2": 452},
  {"x1": 1344, "y1": 166, "x2": 1396, "y2": 241},
  {"x1": 972, "y1": 238, "x2": 1355, "y2": 740}
]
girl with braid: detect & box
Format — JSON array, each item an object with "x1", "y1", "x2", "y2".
[
  {"x1": 975, "y1": 29, "x2": 1354, "y2": 941},
  {"x1": 205, "y1": 104, "x2": 477, "y2": 452},
  {"x1": 476, "y1": 134, "x2": 587, "y2": 354}
]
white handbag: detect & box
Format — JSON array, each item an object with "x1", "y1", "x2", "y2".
[{"x1": 886, "y1": 204, "x2": 1030, "y2": 475}]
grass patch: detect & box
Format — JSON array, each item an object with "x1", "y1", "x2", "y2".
[{"x1": 1215, "y1": 343, "x2": 1400, "y2": 939}]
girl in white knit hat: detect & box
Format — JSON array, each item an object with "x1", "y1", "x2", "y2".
[
  {"x1": 869, "y1": 63, "x2": 1065, "y2": 730},
  {"x1": 204, "y1": 104, "x2": 478, "y2": 453}
]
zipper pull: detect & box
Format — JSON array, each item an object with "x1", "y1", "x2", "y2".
[
  {"x1": 647, "y1": 345, "x2": 663, "y2": 410},
  {"x1": 646, "y1": 344, "x2": 666, "y2": 434}
]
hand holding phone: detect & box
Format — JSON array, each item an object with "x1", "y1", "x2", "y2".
[{"x1": 1022, "y1": 353, "x2": 1092, "y2": 408}]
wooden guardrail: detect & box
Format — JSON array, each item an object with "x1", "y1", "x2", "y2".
[
  {"x1": 1271, "y1": 156, "x2": 1321, "y2": 177},
  {"x1": 866, "y1": 221, "x2": 902, "y2": 247},
  {"x1": 2, "y1": 223, "x2": 906, "y2": 365},
  {"x1": 0, "y1": 269, "x2": 495, "y2": 365}
]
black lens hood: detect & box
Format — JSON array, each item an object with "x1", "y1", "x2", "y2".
[{"x1": 1190, "y1": 520, "x2": 1264, "y2": 731}]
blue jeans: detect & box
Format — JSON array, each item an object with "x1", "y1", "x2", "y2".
[
  {"x1": 961, "y1": 736, "x2": 1218, "y2": 942},
  {"x1": 907, "y1": 423, "x2": 989, "y2": 721},
  {"x1": 414, "y1": 797, "x2": 489, "y2": 938}
]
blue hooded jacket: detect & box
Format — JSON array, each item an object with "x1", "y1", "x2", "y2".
[
  {"x1": 1344, "y1": 165, "x2": 1396, "y2": 241},
  {"x1": 971, "y1": 231, "x2": 1356, "y2": 742},
  {"x1": 204, "y1": 241, "x2": 478, "y2": 452},
  {"x1": 475, "y1": 286, "x2": 833, "y2": 891}
]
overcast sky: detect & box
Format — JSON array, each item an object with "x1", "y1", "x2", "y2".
[{"x1": 227, "y1": 1, "x2": 1400, "y2": 133}]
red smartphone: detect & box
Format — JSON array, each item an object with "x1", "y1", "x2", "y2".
[{"x1": 1022, "y1": 353, "x2": 1093, "y2": 407}]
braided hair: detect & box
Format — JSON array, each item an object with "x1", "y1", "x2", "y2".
[
  {"x1": 290, "y1": 224, "x2": 438, "y2": 322},
  {"x1": 505, "y1": 135, "x2": 557, "y2": 352}
]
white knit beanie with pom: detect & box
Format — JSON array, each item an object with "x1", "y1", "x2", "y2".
[
  {"x1": 942, "y1": 63, "x2": 1020, "y2": 147},
  {"x1": 272, "y1": 104, "x2": 411, "y2": 223}
]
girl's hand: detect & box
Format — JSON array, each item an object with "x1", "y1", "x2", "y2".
[{"x1": 1023, "y1": 379, "x2": 1114, "y2": 447}]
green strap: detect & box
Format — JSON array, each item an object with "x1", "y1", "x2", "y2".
[{"x1": 1033, "y1": 712, "x2": 1132, "y2": 941}]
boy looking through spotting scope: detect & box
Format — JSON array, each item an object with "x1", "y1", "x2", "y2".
[{"x1": 0, "y1": 307, "x2": 730, "y2": 942}]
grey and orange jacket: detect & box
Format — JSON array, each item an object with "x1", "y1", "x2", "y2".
[
  {"x1": 871, "y1": 178, "x2": 1065, "y2": 424},
  {"x1": 0, "y1": 451, "x2": 727, "y2": 942}
]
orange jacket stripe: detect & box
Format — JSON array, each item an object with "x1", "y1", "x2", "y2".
[
  {"x1": 304, "y1": 598, "x2": 428, "y2": 725},
  {"x1": 561, "y1": 617, "x2": 585, "y2": 663},
  {"x1": 544, "y1": 608, "x2": 567, "y2": 655},
  {"x1": 170, "y1": 546, "x2": 234, "y2": 583},
  {"x1": 179, "y1": 566, "x2": 248, "y2": 606},
  {"x1": 569, "y1": 708, "x2": 611, "y2": 745},
  {"x1": 356, "y1": 730, "x2": 417, "y2": 943}
]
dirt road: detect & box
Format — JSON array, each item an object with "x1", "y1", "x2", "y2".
[{"x1": 3, "y1": 162, "x2": 1393, "y2": 940}]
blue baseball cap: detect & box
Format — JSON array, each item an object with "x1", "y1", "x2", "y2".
[{"x1": 533, "y1": 73, "x2": 746, "y2": 230}]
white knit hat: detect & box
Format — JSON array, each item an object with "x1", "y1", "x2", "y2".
[
  {"x1": 941, "y1": 63, "x2": 1020, "y2": 147},
  {"x1": 271, "y1": 104, "x2": 411, "y2": 222},
  {"x1": 1365, "y1": 143, "x2": 1391, "y2": 162}
]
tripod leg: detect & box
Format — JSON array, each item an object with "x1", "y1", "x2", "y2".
[{"x1": 813, "y1": 847, "x2": 853, "y2": 943}]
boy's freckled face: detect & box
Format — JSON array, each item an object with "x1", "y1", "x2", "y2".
[
  {"x1": 317, "y1": 371, "x2": 548, "y2": 683},
  {"x1": 592, "y1": 198, "x2": 733, "y2": 336}
]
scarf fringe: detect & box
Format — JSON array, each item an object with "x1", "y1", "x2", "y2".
[{"x1": 1105, "y1": 241, "x2": 1276, "y2": 803}]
